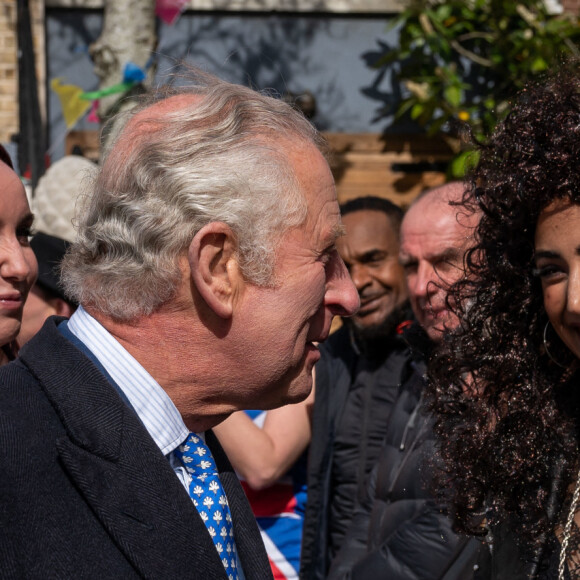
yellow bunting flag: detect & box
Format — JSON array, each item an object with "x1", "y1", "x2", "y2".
[{"x1": 51, "y1": 78, "x2": 91, "y2": 129}]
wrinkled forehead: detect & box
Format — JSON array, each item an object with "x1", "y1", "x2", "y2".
[{"x1": 401, "y1": 200, "x2": 478, "y2": 256}]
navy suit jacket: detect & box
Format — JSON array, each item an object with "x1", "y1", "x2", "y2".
[{"x1": 0, "y1": 317, "x2": 272, "y2": 579}]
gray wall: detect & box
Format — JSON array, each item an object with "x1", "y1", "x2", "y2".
[{"x1": 46, "y1": 10, "x2": 400, "y2": 160}]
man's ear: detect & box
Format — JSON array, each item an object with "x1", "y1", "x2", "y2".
[{"x1": 188, "y1": 222, "x2": 242, "y2": 319}]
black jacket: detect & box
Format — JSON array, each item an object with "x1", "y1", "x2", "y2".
[
  {"x1": 475, "y1": 518, "x2": 566, "y2": 579},
  {"x1": 327, "y1": 356, "x2": 481, "y2": 579},
  {"x1": 301, "y1": 320, "x2": 481, "y2": 580},
  {"x1": 0, "y1": 317, "x2": 272, "y2": 579},
  {"x1": 300, "y1": 310, "x2": 415, "y2": 580}
]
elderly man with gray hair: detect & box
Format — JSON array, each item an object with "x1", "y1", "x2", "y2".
[{"x1": 0, "y1": 70, "x2": 359, "y2": 579}]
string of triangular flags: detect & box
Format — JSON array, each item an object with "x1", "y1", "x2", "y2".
[
  {"x1": 51, "y1": 62, "x2": 146, "y2": 129},
  {"x1": 52, "y1": 0, "x2": 188, "y2": 130}
]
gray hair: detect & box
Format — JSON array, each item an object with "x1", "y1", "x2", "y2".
[{"x1": 61, "y1": 69, "x2": 329, "y2": 321}]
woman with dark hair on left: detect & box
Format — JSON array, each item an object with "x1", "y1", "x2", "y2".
[{"x1": 0, "y1": 146, "x2": 37, "y2": 363}]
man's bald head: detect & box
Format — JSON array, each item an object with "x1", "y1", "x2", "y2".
[
  {"x1": 408, "y1": 181, "x2": 465, "y2": 214},
  {"x1": 62, "y1": 69, "x2": 328, "y2": 321},
  {"x1": 399, "y1": 182, "x2": 479, "y2": 343}
]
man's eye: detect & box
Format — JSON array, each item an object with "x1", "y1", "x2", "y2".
[
  {"x1": 320, "y1": 248, "x2": 337, "y2": 266},
  {"x1": 366, "y1": 257, "x2": 384, "y2": 266}
]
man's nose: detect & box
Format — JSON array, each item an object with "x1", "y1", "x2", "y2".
[
  {"x1": 326, "y1": 253, "x2": 360, "y2": 317},
  {"x1": 409, "y1": 262, "x2": 435, "y2": 300}
]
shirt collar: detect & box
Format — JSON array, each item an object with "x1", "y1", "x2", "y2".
[{"x1": 67, "y1": 306, "x2": 189, "y2": 456}]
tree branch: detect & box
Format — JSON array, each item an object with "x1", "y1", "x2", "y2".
[{"x1": 450, "y1": 39, "x2": 493, "y2": 67}]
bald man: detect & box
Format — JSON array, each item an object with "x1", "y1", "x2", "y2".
[
  {"x1": 399, "y1": 181, "x2": 479, "y2": 344},
  {"x1": 326, "y1": 183, "x2": 481, "y2": 580},
  {"x1": 0, "y1": 71, "x2": 358, "y2": 578}
]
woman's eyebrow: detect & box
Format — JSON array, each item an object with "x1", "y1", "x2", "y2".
[{"x1": 534, "y1": 249, "x2": 561, "y2": 260}]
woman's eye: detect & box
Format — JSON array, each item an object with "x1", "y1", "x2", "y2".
[
  {"x1": 16, "y1": 227, "x2": 33, "y2": 243},
  {"x1": 533, "y1": 264, "x2": 565, "y2": 279}
]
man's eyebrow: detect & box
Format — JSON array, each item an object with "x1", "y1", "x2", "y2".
[
  {"x1": 430, "y1": 248, "x2": 460, "y2": 262},
  {"x1": 16, "y1": 212, "x2": 35, "y2": 230},
  {"x1": 359, "y1": 249, "x2": 386, "y2": 261},
  {"x1": 330, "y1": 223, "x2": 346, "y2": 243}
]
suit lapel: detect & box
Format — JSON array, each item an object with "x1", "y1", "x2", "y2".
[
  {"x1": 20, "y1": 319, "x2": 228, "y2": 579},
  {"x1": 207, "y1": 431, "x2": 274, "y2": 580}
]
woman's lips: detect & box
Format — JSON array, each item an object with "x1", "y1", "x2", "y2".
[{"x1": 0, "y1": 293, "x2": 23, "y2": 310}]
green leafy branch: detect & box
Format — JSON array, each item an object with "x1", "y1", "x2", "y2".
[{"x1": 370, "y1": 0, "x2": 580, "y2": 175}]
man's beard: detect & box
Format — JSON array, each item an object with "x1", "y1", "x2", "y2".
[{"x1": 345, "y1": 300, "x2": 413, "y2": 346}]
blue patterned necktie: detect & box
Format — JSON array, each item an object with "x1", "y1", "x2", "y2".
[{"x1": 174, "y1": 433, "x2": 239, "y2": 580}]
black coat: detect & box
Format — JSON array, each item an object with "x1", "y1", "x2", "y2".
[
  {"x1": 301, "y1": 320, "x2": 481, "y2": 580},
  {"x1": 300, "y1": 318, "x2": 416, "y2": 580},
  {"x1": 327, "y1": 364, "x2": 481, "y2": 579},
  {"x1": 0, "y1": 317, "x2": 272, "y2": 580}
]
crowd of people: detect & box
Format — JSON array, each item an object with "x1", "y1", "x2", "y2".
[{"x1": 0, "y1": 63, "x2": 580, "y2": 579}]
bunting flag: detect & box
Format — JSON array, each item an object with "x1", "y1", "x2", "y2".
[
  {"x1": 156, "y1": 0, "x2": 188, "y2": 25},
  {"x1": 51, "y1": 62, "x2": 147, "y2": 129},
  {"x1": 50, "y1": 78, "x2": 91, "y2": 129},
  {"x1": 123, "y1": 61, "x2": 146, "y2": 83},
  {"x1": 80, "y1": 81, "x2": 135, "y2": 101},
  {"x1": 87, "y1": 100, "x2": 100, "y2": 124}
]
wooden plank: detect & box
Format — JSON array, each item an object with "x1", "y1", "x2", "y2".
[
  {"x1": 324, "y1": 132, "x2": 455, "y2": 156},
  {"x1": 65, "y1": 130, "x2": 100, "y2": 162},
  {"x1": 324, "y1": 132, "x2": 452, "y2": 207},
  {"x1": 335, "y1": 172, "x2": 446, "y2": 208}
]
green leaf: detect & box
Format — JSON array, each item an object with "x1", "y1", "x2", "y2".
[
  {"x1": 483, "y1": 96, "x2": 496, "y2": 110},
  {"x1": 411, "y1": 103, "x2": 425, "y2": 120},
  {"x1": 435, "y1": 4, "x2": 453, "y2": 22},
  {"x1": 395, "y1": 99, "x2": 416, "y2": 119},
  {"x1": 444, "y1": 85, "x2": 463, "y2": 108},
  {"x1": 450, "y1": 150, "x2": 480, "y2": 178},
  {"x1": 531, "y1": 56, "x2": 547, "y2": 72}
]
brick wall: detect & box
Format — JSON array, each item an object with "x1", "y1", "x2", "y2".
[
  {"x1": 0, "y1": 0, "x2": 45, "y2": 145},
  {"x1": 0, "y1": 0, "x2": 19, "y2": 144},
  {"x1": 562, "y1": 0, "x2": 580, "y2": 14}
]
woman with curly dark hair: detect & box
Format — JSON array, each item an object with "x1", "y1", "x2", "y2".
[{"x1": 428, "y1": 68, "x2": 580, "y2": 579}]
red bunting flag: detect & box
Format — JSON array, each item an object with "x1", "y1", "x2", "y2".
[{"x1": 155, "y1": 0, "x2": 188, "y2": 25}]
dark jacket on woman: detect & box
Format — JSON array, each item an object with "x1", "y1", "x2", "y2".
[{"x1": 476, "y1": 519, "x2": 567, "y2": 579}]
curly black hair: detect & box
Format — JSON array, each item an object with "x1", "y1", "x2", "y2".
[{"x1": 428, "y1": 66, "x2": 580, "y2": 556}]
